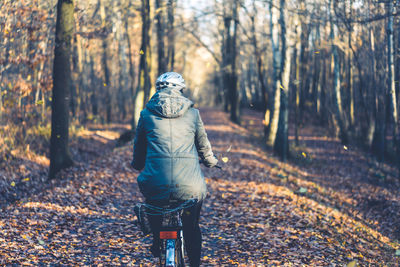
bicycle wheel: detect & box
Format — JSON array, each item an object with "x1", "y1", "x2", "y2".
[{"x1": 175, "y1": 236, "x2": 185, "y2": 267}]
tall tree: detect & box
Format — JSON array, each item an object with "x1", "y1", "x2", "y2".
[
  {"x1": 166, "y1": 0, "x2": 175, "y2": 70},
  {"x1": 347, "y1": 0, "x2": 355, "y2": 130},
  {"x1": 222, "y1": 0, "x2": 240, "y2": 124},
  {"x1": 386, "y1": 0, "x2": 399, "y2": 166},
  {"x1": 123, "y1": 2, "x2": 136, "y2": 120},
  {"x1": 133, "y1": 0, "x2": 151, "y2": 128},
  {"x1": 49, "y1": 0, "x2": 75, "y2": 178},
  {"x1": 221, "y1": 2, "x2": 230, "y2": 112},
  {"x1": 100, "y1": 0, "x2": 112, "y2": 123},
  {"x1": 229, "y1": 0, "x2": 240, "y2": 123},
  {"x1": 274, "y1": 0, "x2": 292, "y2": 161},
  {"x1": 371, "y1": 25, "x2": 386, "y2": 160},
  {"x1": 266, "y1": 1, "x2": 281, "y2": 148},
  {"x1": 365, "y1": 25, "x2": 376, "y2": 148},
  {"x1": 156, "y1": 0, "x2": 167, "y2": 75},
  {"x1": 330, "y1": 0, "x2": 349, "y2": 144},
  {"x1": 249, "y1": 1, "x2": 267, "y2": 111},
  {"x1": 293, "y1": 16, "x2": 302, "y2": 145}
]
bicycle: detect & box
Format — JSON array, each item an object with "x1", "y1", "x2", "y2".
[
  {"x1": 135, "y1": 198, "x2": 198, "y2": 267},
  {"x1": 134, "y1": 162, "x2": 222, "y2": 266}
]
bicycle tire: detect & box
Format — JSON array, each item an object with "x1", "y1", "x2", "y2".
[
  {"x1": 175, "y1": 236, "x2": 185, "y2": 267},
  {"x1": 159, "y1": 239, "x2": 166, "y2": 267}
]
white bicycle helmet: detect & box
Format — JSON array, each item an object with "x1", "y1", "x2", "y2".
[{"x1": 156, "y1": 72, "x2": 186, "y2": 90}]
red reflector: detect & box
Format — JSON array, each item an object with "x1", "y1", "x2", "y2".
[{"x1": 159, "y1": 231, "x2": 178, "y2": 239}]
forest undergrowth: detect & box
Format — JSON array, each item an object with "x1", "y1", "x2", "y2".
[{"x1": 0, "y1": 108, "x2": 399, "y2": 265}]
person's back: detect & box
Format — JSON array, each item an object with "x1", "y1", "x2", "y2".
[{"x1": 131, "y1": 72, "x2": 218, "y2": 266}]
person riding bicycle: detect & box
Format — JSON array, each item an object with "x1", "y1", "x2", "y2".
[{"x1": 131, "y1": 72, "x2": 218, "y2": 267}]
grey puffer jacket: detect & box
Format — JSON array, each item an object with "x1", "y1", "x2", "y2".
[{"x1": 131, "y1": 87, "x2": 218, "y2": 201}]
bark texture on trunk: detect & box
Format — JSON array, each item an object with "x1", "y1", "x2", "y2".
[
  {"x1": 222, "y1": 0, "x2": 240, "y2": 124},
  {"x1": 124, "y1": 14, "x2": 136, "y2": 128},
  {"x1": 250, "y1": 2, "x2": 267, "y2": 110},
  {"x1": 156, "y1": 0, "x2": 167, "y2": 75},
  {"x1": 133, "y1": 0, "x2": 151, "y2": 128},
  {"x1": 229, "y1": 0, "x2": 240, "y2": 124},
  {"x1": 100, "y1": 0, "x2": 112, "y2": 123},
  {"x1": 387, "y1": 1, "x2": 399, "y2": 166},
  {"x1": 330, "y1": 0, "x2": 348, "y2": 144},
  {"x1": 49, "y1": 0, "x2": 75, "y2": 179},
  {"x1": 274, "y1": 0, "x2": 291, "y2": 161},
  {"x1": 266, "y1": 2, "x2": 281, "y2": 148},
  {"x1": 167, "y1": 0, "x2": 175, "y2": 70}
]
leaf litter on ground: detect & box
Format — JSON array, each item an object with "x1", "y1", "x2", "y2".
[{"x1": 0, "y1": 108, "x2": 399, "y2": 266}]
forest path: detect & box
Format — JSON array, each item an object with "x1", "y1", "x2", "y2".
[{"x1": 0, "y1": 108, "x2": 399, "y2": 265}]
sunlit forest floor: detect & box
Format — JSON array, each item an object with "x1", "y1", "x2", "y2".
[{"x1": 1, "y1": 108, "x2": 399, "y2": 265}]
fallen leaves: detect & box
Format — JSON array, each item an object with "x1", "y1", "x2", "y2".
[{"x1": 0, "y1": 108, "x2": 399, "y2": 265}]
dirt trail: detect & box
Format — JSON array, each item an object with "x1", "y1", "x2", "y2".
[{"x1": 0, "y1": 108, "x2": 399, "y2": 266}]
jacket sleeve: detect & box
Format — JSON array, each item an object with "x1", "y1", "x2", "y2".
[
  {"x1": 131, "y1": 112, "x2": 147, "y2": 171},
  {"x1": 195, "y1": 109, "x2": 218, "y2": 167}
]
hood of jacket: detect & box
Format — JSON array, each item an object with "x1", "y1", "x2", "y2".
[{"x1": 146, "y1": 87, "x2": 193, "y2": 118}]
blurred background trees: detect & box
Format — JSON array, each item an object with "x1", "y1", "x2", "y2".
[{"x1": 0, "y1": 0, "x2": 399, "y2": 175}]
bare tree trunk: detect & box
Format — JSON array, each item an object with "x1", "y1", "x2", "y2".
[
  {"x1": 222, "y1": 3, "x2": 231, "y2": 112},
  {"x1": 156, "y1": 0, "x2": 167, "y2": 75},
  {"x1": 319, "y1": 51, "x2": 326, "y2": 122},
  {"x1": 0, "y1": 5, "x2": 12, "y2": 123},
  {"x1": 266, "y1": 2, "x2": 281, "y2": 148},
  {"x1": 133, "y1": 0, "x2": 151, "y2": 128},
  {"x1": 102, "y1": 37, "x2": 112, "y2": 123},
  {"x1": 124, "y1": 10, "x2": 136, "y2": 126},
  {"x1": 299, "y1": 11, "x2": 310, "y2": 116},
  {"x1": 89, "y1": 54, "x2": 98, "y2": 117},
  {"x1": 167, "y1": 0, "x2": 175, "y2": 70},
  {"x1": 275, "y1": 48, "x2": 292, "y2": 161},
  {"x1": 294, "y1": 15, "x2": 302, "y2": 146},
  {"x1": 80, "y1": 50, "x2": 89, "y2": 123},
  {"x1": 330, "y1": 0, "x2": 349, "y2": 144},
  {"x1": 250, "y1": 1, "x2": 267, "y2": 110},
  {"x1": 72, "y1": 9, "x2": 84, "y2": 122},
  {"x1": 229, "y1": 0, "x2": 240, "y2": 124},
  {"x1": 348, "y1": 50, "x2": 354, "y2": 129},
  {"x1": 372, "y1": 91, "x2": 386, "y2": 160},
  {"x1": 347, "y1": 0, "x2": 355, "y2": 131},
  {"x1": 365, "y1": 28, "x2": 376, "y2": 148},
  {"x1": 275, "y1": 0, "x2": 291, "y2": 161},
  {"x1": 387, "y1": 1, "x2": 399, "y2": 166},
  {"x1": 70, "y1": 32, "x2": 78, "y2": 119},
  {"x1": 49, "y1": 0, "x2": 75, "y2": 179},
  {"x1": 314, "y1": 24, "x2": 322, "y2": 120},
  {"x1": 371, "y1": 25, "x2": 385, "y2": 160},
  {"x1": 100, "y1": 0, "x2": 112, "y2": 123},
  {"x1": 116, "y1": 6, "x2": 127, "y2": 120},
  {"x1": 222, "y1": 0, "x2": 240, "y2": 124},
  {"x1": 37, "y1": 53, "x2": 47, "y2": 120}
]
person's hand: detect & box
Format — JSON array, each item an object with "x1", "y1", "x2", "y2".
[{"x1": 201, "y1": 155, "x2": 218, "y2": 168}]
